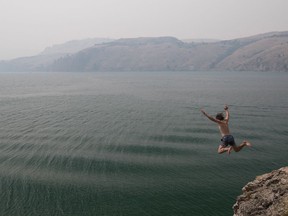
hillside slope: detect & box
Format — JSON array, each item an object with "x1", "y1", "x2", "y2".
[
  {"x1": 215, "y1": 33, "x2": 288, "y2": 71},
  {"x1": 1, "y1": 32, "x2": 288, "y2": 72},
  {"x1": 47, "y1": 32, "x2": 288, "y2": 72}
]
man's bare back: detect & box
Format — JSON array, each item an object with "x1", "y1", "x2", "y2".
[
  {"x1": 201, "y1": 105, "x2": 251, "y2": 154},
  {"x1": 217, "y1": 121, "x2": 230, "y2": 137}
]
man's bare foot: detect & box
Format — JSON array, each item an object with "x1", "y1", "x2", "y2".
[
  {"x1": 243, "y1": 140, "x2": 252, "y2": 147},
  {"x1": 228, "y1": 146, "x2": 233, "y2": 154}
]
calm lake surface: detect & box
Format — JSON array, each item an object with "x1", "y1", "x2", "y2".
[{"x1": 0, "y1": 71, "x2": 287, "y2": 216}]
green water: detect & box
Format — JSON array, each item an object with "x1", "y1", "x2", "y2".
[{"x1": 0, "y1": 71, "x2": 287, "y2": 215}]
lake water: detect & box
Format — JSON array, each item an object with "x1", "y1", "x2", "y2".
[{"x1": 0, "y1": 71, "x2": 287, "y2": 216}]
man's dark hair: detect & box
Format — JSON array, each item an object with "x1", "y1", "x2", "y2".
[{"x1": 216, "y1": 112, "x2": 224, "y2": 121}]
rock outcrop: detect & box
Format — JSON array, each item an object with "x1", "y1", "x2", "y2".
[{"x1": 233, "y1": 167, "x2": 288, "y2": 216}]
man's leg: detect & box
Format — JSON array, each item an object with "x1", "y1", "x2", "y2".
[
  {"x1": 218, "y1": 145, "x2": 231, "y2": 154},
  {"x1": 231, "y1": 140, "x2": 251, "y2": 153}
]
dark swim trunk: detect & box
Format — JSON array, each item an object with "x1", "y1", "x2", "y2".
[{"x1": 221, "y1": 135, "x2": 236, "y2": 147}]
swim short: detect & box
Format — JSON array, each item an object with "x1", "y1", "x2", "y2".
[{"x1": 221, "y1": 135, "x2": 236, "y2": 147}]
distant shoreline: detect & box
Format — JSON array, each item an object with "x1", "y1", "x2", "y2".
[{"x1": 1, "y1": 31, "x2": 288, "y2": 73}]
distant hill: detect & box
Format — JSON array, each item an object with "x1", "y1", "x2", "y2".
[
  {"x1": 181, "y1": 39, "x2": 220, "y2": 43},
  {"x1": 214, "y1": 32, "x2": 288, "y2": 71},
  {"x1": 0, "y1": 38, "x2": 114, "y2": 72},
  {"x1": 1, "y1": 32, "x2": 288, "y2": 72},
  {"x1": 40, "y1": 38, "x2": 114, "y2": 55}
]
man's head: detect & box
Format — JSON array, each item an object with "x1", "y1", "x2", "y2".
[{"x1": 216, "y1": 112, "x2": 224, "y2": 121}]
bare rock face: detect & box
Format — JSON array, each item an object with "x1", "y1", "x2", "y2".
[{"x1": 233, "y1": 167, "x2": 288, "y2": 216}]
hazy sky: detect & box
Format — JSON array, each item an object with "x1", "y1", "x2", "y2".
[{"x1": 1, "y1": 0, "x2": 288, "y2": 60}]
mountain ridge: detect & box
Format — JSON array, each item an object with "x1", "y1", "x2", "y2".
[{"x1": 1, "y1": 31, "x2": 288, "y2": 72}]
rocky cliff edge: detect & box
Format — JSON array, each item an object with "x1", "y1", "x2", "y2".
[{"x1": 233, "y1": 167, "x2": 288, "y2": 216}]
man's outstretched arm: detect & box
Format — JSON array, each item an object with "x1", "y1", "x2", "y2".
[
  {"x1": 224, "y1": 105, "x2": 230, "y2": 122},
  {"x1": 201, "y1": 109, "x2": 221, "y2": 123}
]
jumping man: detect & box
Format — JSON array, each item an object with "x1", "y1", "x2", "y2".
[{"x1": 201, "y1": 105, "x2": 251, "y2": 154}]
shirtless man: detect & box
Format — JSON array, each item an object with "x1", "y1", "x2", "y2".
[{"x1": 201, "y1": 105, "x2": 251, "y2": 154}]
